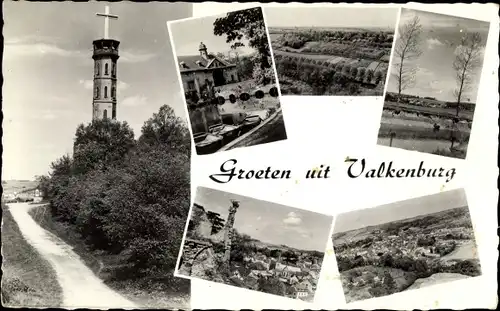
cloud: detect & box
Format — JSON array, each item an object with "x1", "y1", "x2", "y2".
[
  {"x1": 79, "y1": 79, "x2": 93, "y2": 90},
  {"x1": 427, "y1": 38, "x2": 444, "y2": 50},
  {"x1": 120, "y1": 50, "x2": 157, "y2": 63},
  {"x1": 283, "y1": 211, "x2": 302, "y2": 225},
  {"x1": 122, "y1": 95, "x2": 148, "y2": 107},
  {"x1": 4, "y1": 37, "x2": 82, "y2": 58}
]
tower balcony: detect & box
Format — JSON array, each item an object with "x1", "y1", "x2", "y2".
[{"x1": 92, "y1": 39, "x2": 120, "y2": 60}]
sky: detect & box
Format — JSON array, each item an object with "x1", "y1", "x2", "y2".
[
  {"x1": 387, "y1": 8, "x2": 490, "y2": 102},
  {"x1": 264, "y1": 7, "x2": 399, "y2": 30},
  {"x1": 169, "y1": 12, "x2": 255, "y2": 57},
  {"x1": 194, "y1": 187, "x2": 333, "y2": 252},
  {"x1": 2, "y1": 2, "x2": 192, "y2": 180},
  {"x1": 334, "y1": 188, "x2": 468, "y2": 233}
]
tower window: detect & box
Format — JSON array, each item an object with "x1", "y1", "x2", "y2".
[
  {"x1": 112, "y1": 86, "x2": 116, "y2": 98},
  {"x1": 112, "y1": 63, "x2": 116, "y2": 77},
  {"x1": 105, "y1": 63, "x2": 109, "y2": 75},
  {"x1": 96, "y1": 63, "x2": 100, "y2": 76},
  {"x1": 95, "y1": 86, "x2": 99, "y2": 99},
  {"x1": 103, "y1": 109, "x2": 108, "y2": 119},
  {"x1": 104, "y1": 86, "x2": 108, "y2": 98}
]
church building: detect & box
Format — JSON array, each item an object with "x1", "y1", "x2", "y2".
[{"x1": 177, "y1": 42, "x2": 240, "y2": 97}]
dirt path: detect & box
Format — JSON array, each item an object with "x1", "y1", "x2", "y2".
[{"x1": 7, "y1": 203, "x2": 137, "y2": 309}]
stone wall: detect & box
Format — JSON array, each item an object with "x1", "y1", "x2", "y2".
[{"x1": 178, "y1": 238, "x2": 213, "y2": 276}]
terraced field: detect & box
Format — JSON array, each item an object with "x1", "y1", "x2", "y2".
[{"x1": 270, "y1": 27, "x2": 394, "y2": 95}]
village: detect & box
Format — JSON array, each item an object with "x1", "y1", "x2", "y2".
[
  {"x1": 230, "y1": 246, "x2": 323, "y2": 301},
  {"x1": 178, "y1": 194, "x2": 328, "y2": 303},
  {"x1": 332, "y1": 205, "x2": 481, "y2": 302}
]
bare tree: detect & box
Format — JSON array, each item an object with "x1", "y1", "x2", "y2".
[
  {"x1": 391, "y1": 15, "x2": 423, "y2": 101},
  {"x1": 452, "y1": 32, "x2": 483, "y2": 117}
]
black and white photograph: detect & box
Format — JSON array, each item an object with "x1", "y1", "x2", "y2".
[
  {"x1": 2, "y1": 2, "x2": 192, "y2": 309},
  {"x1": 332, "y1": 189, "x2": 481, "y2": 303},
  {"x1": 265, "y1": 6, "x2": 398, "y2": 96},
  {"x1": 168, "y1": 7, "x2": 288, "y2": 155},
  {"x1": 175, "y1": 187, "x2": 333, "y2": 302},
  {"x1": 377, "y1": 9, "x2": 490, "y2": 159}
]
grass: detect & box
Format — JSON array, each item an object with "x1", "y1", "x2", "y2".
[
  {"x1": 378, "y1": 122, "x2": 470, "y2": 142},
  {"x1": 1, "y1": 204, "x2": 63, "y2": 307},
  {"x1": 28, "y1": 205, "x2": 190, "y2": 309},
  {"x1": 384, "y1": 101, "x2": 474, "y2": 121}
]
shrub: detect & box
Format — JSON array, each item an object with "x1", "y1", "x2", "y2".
[{"x1": 348, "y1": 83, "x2": 360, "y2": 95}]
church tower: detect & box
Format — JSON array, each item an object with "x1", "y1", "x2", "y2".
[{"x1": 92, "y1": 6, "x2": 119, "y2": 121}]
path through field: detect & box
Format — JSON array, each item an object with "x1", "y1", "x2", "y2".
[{"x1": 7, "y1": 203, "x2": 137, "y2": 309}]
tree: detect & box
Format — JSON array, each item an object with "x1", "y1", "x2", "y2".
[
  {"x1": 213, "y1": 7, "x2": 270, "y2": 70},
  {"x1": 452, "y1": 32, "x2": 483, "y2": 116},
  {"x1": 350, "y1": 67, "x2": 358, "y2": 78},
  {"x1": 73, "y1": 119, "x2": 135, "y2": 175},
  {"x1": 374, "y1": 70, "x2": 384, "y2": 84},
  {"x1": 138, "y1": 104, "x2": 190, "y2": 154},
  {"x1": 358, "y1": 67, "x2": 366, "y2": 81},
  {"x1": 206, "y1": 211, "x2": 225, "y2": 235},
  {"x1": 365, "y1": 69, "x2": 374, "y2": 83},
  {"x1": 391, "y1": 15, "x2": 423, "y2": 100},
  {"x1": 258, "y1": 276, "x2": 286, "y2": 296},
  {"x1": 383, "y1": 271, "x2": 396, "y2": 290}
]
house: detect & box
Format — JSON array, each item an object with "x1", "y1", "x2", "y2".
[
  {"x1": 178, "y1": 43, "x2": 241, "y2": 139},
  {"x1": 310, "y1": 263, "x2": 320, "y2": 271},
  {"x1": 289, "y1": 275, "x2": 299, "y2": 285},
  {"x1": 275, "y1": 263, "x2": 302, "y2": 278},
  {"x1": 295, "y1": 280, "x2": 314, "y2": 299},
  {"x1": 178, "y1": 42, "x2": 239, "y2": 96}
]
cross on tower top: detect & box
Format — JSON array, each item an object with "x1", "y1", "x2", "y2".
[{"x1": 96, "y1": 5, "x2": 118, "y2": 39}]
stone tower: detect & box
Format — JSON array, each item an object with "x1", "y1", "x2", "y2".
[
  {"x1": 222, "y1": 199, "x2": 240, "y2": 266},
  {"x1": 93, "y1": 6, "x2": 119, "y2": 121},
  {"x1": 199, "y1": 42, "x2": 208, "y2": 60}
]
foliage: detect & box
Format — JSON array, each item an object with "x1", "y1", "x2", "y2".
[
  {"x1": 206, "y1": 211, "x2": 225, "y2": 235},
  {"x1": 213, "y1": 8, "x2": 271, "y2": 70},
  {"x1": 274, "y1": 53, "x2": 383, "y2": 95},
  {"x1": 72, "y1": 119, "x2": 135, "y2": 175},
  {"x1": 138, "y1": 105, "x2": 190, "y2": 155},
  {"x1": 40, "y1": 105, "x2": 191, "y2": 285},
  {"x1": 257, "y1": 276, "x2": 286, "y2": 296}
]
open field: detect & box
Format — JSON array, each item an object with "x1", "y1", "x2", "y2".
[
  {"x1": 383, "y1": 101, "x2": 474, "y2": 121},
  {"x1": 2, "y1": 180, "x2": 38, "y2": 196},
  {"x1": 270, "y1": 27, "x2": 393, "y2": 95},
  {"x1": 1, "y1": 203, "x2": 63, "y2": 307},
  {"x1": 333, "y1": 206, "x2": 481, "y2": 302}
]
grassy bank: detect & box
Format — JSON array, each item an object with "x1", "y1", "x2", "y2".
[
  {"x1": 378, "y1": 122, "x2": 470, "y2": 142},
  {"x1": 28, "y1": 205, "x2": 190, "y2": 309},
  {"x1": 1, "y1": 204, "x2": 63, "y2": 307}
]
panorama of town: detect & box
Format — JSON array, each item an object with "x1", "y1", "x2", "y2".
[
  {"x1": 178, "y1": 201, "x2": 326, "y2": 302},
  {"x1": 333, "y1": 206, "x2": 481, "y2": 302}
]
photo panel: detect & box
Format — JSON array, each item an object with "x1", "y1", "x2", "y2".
[
  {"x1": 175, "y1": 186, "x2": 333, "y2": 303},
  {"x1": 377, "y1": 8, "x2": 490, "y2": 159},
  {"x1": 2, "y1": 1, "x2": 192, "y2": 309},
  {"x1": 167, "y1": 7, "x2": 288, "y2": 155},
  {"x1": 331, "y1": 188, "x2": 481, "y2": 303},
  {"x1": 264, "y1": 6, "x2": 399, "y2": 96}
]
